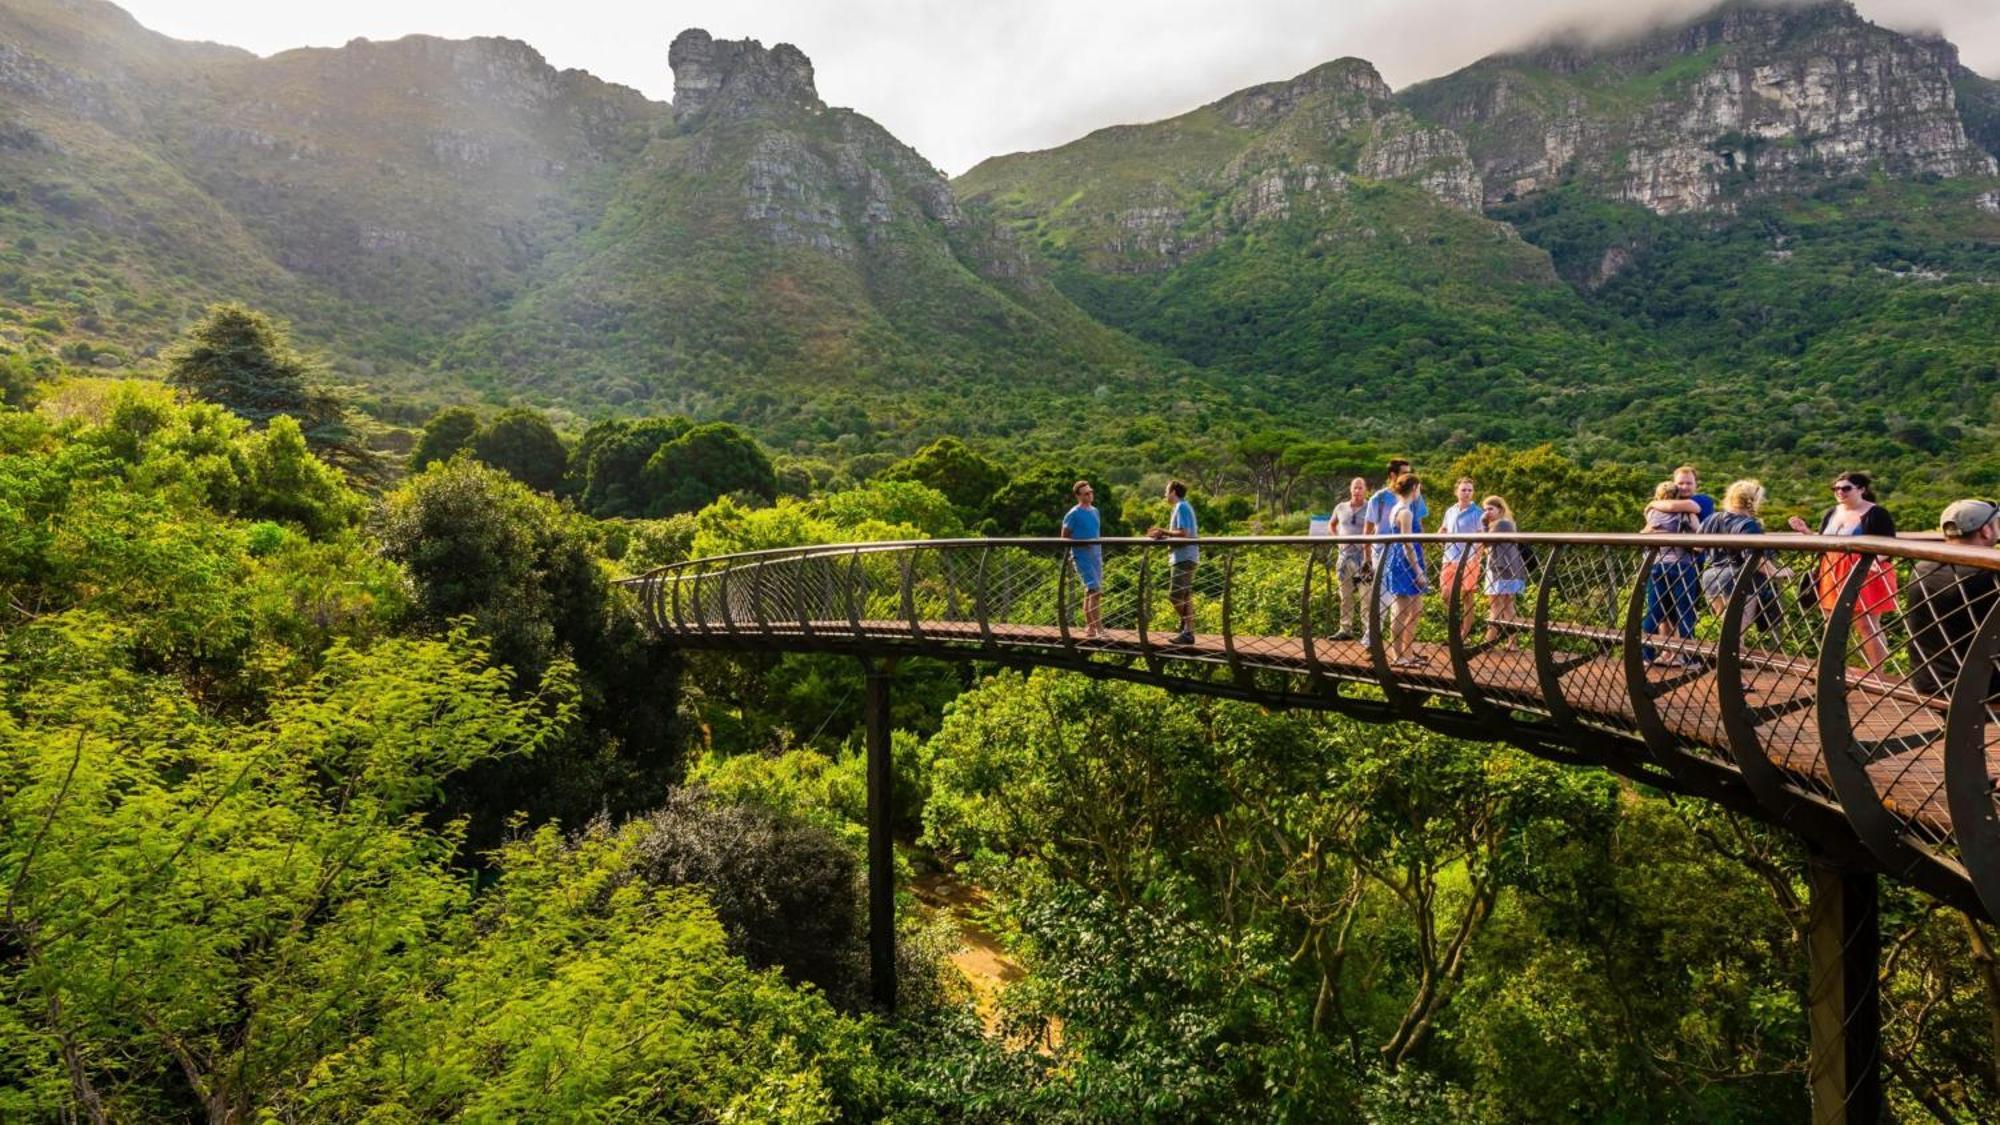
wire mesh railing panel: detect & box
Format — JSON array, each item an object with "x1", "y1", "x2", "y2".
[
  {"x1": 1540, "y1": 544, "x2": 1643, "y2": 738},
  {"x1": 1639, "y1": 538, "x2": 1732, "y2": 770},
  {"x1": 1832, "y1": 553, "x2": 1959, "y2": 852},
  {"x1": 1730, "y1": 546, "x2": 1841, "y2": 804},
  {"x1": 1465, "y1": 537, "x2": 1544, "y2": 710},
  {"x1": 1222, "y1": 546, "x2": 1311, "y2": 669}
]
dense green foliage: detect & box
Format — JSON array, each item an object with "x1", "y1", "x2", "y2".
[
  {"x1": 468, "y1": 406, "x2": 569, "y2": 495},
  {"x1": 408, "y1": 404, "x2": 480, "y2": 471},
  {"x1": 4, "y1": 1, "x2": 2000, "y2": 1116},
  {"x1": 0, "y1": 386, "x2": 895, "y2": 1120},
  {"x1": 915, "y1": 670, "x2": 2000, "y2": 1121},
  {"x1": 378, "y1": 459, "x2": 676, "y2": 847},
  {"x1": 4, "y1": 378, "x2": 1998, "y2": 1120}
]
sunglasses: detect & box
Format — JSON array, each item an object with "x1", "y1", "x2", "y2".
[{"x1": 1832, "y1": 484, "x2": 1856, "y2": 493}]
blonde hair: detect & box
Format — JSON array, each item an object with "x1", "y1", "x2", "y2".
[
  {"x1": 1722, "y1": 479, "x2": 1765, "y2": 514},
  {"x1": 1481, "y1": 495, "x2": 1514, "y2": 524},
  {"x1": 1673, "y1": 464, "x2": 1698, "y2": 479},
  {"x1": 1653, "y1": 480, "x2": 1680, "y2": 502}
]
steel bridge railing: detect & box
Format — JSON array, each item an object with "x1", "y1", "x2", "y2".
[{"x1": 618, "y1": 532, "x2": 2000, "y2": 920}]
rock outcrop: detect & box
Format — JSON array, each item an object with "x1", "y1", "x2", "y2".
[
  {"x1": 1399, "y1": 0, "x2": 1996, "y2": 214},
  {"x1": 669, "y1": 29, "x2": 823, "y2": 129}
]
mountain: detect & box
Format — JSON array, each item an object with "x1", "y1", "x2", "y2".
[
  {"x1": 1397, "y1": 0, "x2": 1995, "y2": 214},
  {"x1": 954, "y1": 0, "x2": 2000, "y2": 464},
  {"x1": 0, "y1": 1, "x2": 1163, "y2": 440},
  {"x1": 954, "y1": 53, "x2": 1670, "y2": 450},
  {"x1": 432, "y1": 29, "x2": 1156, "y2": 432},
  {"x1": 0, "y1": 0, "x2": 1995, "y2": 478},
  {"x1": 0, "y1": 0, "x2": 656, "y2": 374}
]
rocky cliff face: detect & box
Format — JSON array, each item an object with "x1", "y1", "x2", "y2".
[
  {"x1": 669, "y1": 28, "x2": 821, "y2": 129},
  {"x1": 1399, "y1": 0, "x2": 1995, "y2": 214},
  {"x1": 957, "y1": 56, "x2": 1486, "y2": 276},
  {"x1": 432, "y1": 28, "x2": 1145, "y2": 401},
  {"x1": 655, "y1": 31, "x2": 1037, "y2": 276}
]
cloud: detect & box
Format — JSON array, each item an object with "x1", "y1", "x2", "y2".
[{"x1": 113, "y1": 1, "x2": 2000, "y2": 175}]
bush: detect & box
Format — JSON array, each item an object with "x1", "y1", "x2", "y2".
[{"x1": 629, "y1": 788, "x2": 868, "y2": 1008}]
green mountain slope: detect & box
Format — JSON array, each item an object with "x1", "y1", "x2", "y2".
[
  {"x1": 0, "y1": 4, "x2": 1171, "y2": 444},
  {"x1": 0, "y1": 0, "x2": 1995, "y2": 478},
  {"x1": 434, "y1": 29, "x2": 1162, "y2": 434},
  {"x1": 953, "y1": 0, "x2": 2000, "y2": 467},
  {"x1": 957, "y1": 57, "x2": 1682, "y2": 449},
  {"x1": 0, "y1": 0, "x2": 657, "y2": 376}
]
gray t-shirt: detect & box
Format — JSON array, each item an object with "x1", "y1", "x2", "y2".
[
  {"x1": 1484, "y1": 518, "x2": 1526, "y2": 580},
  {"x1": 1646, "y1": 506, "x2": 1697, "y2": 563},
  {"x1": 1331, "y1": 500, "x2": 1367, "y2": 565}
]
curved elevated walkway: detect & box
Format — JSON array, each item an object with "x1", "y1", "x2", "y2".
[{"x1": 621, "y1": 532, "x2": 2000, "y2": 921}]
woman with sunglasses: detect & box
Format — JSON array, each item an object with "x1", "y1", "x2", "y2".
[{"x1": 1788, "y1": 471, "x2": 1898, "y2": 675}]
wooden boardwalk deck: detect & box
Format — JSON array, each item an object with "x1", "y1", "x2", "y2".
[{"x1": 700, "y1": 618, "x2": 1990, "y2": 839}]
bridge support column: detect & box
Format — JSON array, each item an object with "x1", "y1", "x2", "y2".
[
  {"x1": 864, "y1": 659, "x2": 897, "y2": 1012},
  {"x1": 1808, "y1": 858, "x2": 1883, "y2": 1124}
]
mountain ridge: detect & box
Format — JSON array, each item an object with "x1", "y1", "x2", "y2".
[{"x1": 0, "y1": 0, "x2": 1994, "y2": 478}]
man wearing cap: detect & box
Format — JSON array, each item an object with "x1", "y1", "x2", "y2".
[{"x1": 1907, "y1": 499, "x2": 2000, "y2": 698}]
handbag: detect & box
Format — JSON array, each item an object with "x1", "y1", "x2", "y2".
[
  {"x1": 1794, "y1": 509, "x2": 1828, "y2": 611},
  {"x1": 1794, "y1": 560, "x2": 1820, "y2": 612}
]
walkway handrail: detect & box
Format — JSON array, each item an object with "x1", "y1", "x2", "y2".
[
  {"x1": 620, "y1": 532, "x2": 1998, "y2": 581},
  {"x1": 620, "y1": 533, "x2": 2000, "y2": 921}
]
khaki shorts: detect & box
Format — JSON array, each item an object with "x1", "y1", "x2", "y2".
[{"x1": 1170, "y1": 560, "x2": 1197, "y2": 599}]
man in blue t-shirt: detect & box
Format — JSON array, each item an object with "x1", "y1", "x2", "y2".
[
  {"x1": 1437, "y1": 476, "x2": 1485, "y2": 640},
  {"x1": 1363, "y1": 459, "x2": 1429, "y2": 550},
  {"x1": 1147, "y1": 480, "x2": 1200, "y2": 645},
  {"x1": 1674, "y1": 464, "x2": 1716, "y2": 521},
  {"x1": 1059, "y1": 479, "x2": 1104, "y2": 639}
]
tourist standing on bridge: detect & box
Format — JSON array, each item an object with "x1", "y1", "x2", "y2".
[
  {"x1": 1789, "y1": 471, "x2": 1898, "y2": 676},
  {"x1": 1480, "y1": 495, "x2": 1526, "y2": 642},
  {"x1": 1382, "y1": 474, "x2": 1429, "y2": 667},
  {"x1": 1641, "y1": 480, "x2": 1701, "y2": 667},
  {"x1": 1908, "y1": 498, "x2": 2000, "y2": 699},
  {"x1": 1363, "y1": 459, "x2": 1424, "y2": 649},
  {"x1": 1148, "y1": 480, "x2": 1200, "y2": 645},
  {"x1": 1060, "y1": 480, "x2": 1105, "y2": 640},
  {"x1": 1438, "y1": 476, "x2": 1484, "y2": 641},
  {"x1": 1698, "y1": 479, "x2": 1782, "y2": 632},
  {"x1": 1330, "y1": 477, "x2": 1369, "y2": 641},
  {"x1": 1675, "y1": 464, "x2": 1716, "y2": 521},
  {"x1": 1363, "y1": 458, "x2": 1427, "y2": 547}
]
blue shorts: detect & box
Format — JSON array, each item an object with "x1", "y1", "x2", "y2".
[
  {"x1": 1486, "y1": 578, "x2": 1526, "y2": 596},
  {"x1": 1071, "y1": 548, "x2": 1102, "y2": 592}
]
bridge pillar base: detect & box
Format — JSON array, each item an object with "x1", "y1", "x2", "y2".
[
  {"x1": 1808, "y1": 858, "x2": 1883, "y2": 1124},
  {"x1": 865, "y1": 659, "x2": 897, "y2": 1013}
]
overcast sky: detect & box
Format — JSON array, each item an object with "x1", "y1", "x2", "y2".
[{"x1": 114, "y1": 0, "x2": 2000, "y2": 175}]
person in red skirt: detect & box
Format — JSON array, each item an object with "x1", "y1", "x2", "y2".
[{"x1": 1789, "y1": 471, "x2": 1898, "y2": 677}]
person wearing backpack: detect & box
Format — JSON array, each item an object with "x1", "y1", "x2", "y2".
[{"x1": 1698, "y1": 479, "x2": 1784, "y2": 634}]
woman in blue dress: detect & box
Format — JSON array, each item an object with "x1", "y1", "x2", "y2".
[{"x1": 1381, "y1": 474, "x2": 1429, "y2": 667}]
